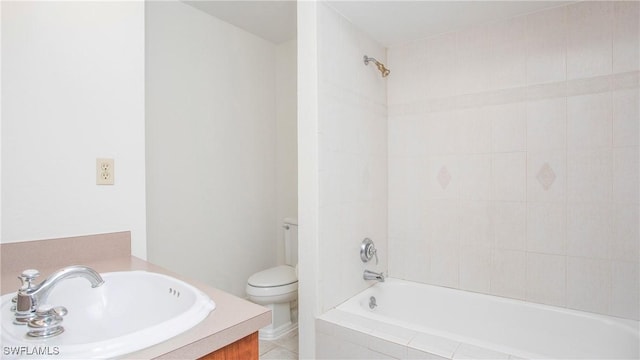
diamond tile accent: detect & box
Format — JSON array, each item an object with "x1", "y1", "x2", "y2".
[
  {"x1": 536, "y1": 163, "x2": 556, "y2": 191},
  {"x1": 437, "y1": 166, "x2": 452, "y2": 190}
]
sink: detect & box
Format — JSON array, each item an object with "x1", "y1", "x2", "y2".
[{"x1": 1, "y1": 270, "x2": 216, "y2": 359}]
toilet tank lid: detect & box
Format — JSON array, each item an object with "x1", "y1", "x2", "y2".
[
  {"x1": 284, "y1": 217, "x2": 297, "y2": 226},
  {"x1": 248, "y1": 265, "x2": 298, "y2": 287}
]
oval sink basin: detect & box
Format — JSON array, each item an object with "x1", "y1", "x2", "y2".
[{"x1": 1, "y1": 270, "x2": 215, "y2": 359}]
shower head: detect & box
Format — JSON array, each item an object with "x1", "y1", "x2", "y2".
[{"x1": 363, "y1": 55, "x2": 390, "y2": 77}]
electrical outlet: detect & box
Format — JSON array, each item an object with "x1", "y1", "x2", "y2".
[{"x1": 96, "y1": 158, "x2": 114, "y2": 185}]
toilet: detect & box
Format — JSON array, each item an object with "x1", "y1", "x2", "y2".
[{"x1": 246, "y1": 218, "x2": 298, "y2": 340}]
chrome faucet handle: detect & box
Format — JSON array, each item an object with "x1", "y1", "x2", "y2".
[
  {"x1": 27, "y1": 305, "x2": 67, "y2": 338},
  {"x1": 360, "y1": 238, "x2": 379, "y2": 265},
  {"x1": 14, "y1": 269, "x2": 41, "y2": 324},
  {"x1": 18, "y1": 269, "x2": 40, "y2": 290},
  {"x1": 35, "y1": 305, "x2": 68, "y2": 318}
]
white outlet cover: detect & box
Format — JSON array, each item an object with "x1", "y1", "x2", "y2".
[{"x1": 96, "y1": 158, "x2": 115, "y2": 185}]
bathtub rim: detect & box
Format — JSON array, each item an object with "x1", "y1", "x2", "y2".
[
  {"x1": 326, "y1": 277, "x2": 639, "y2": 359},
  {"x1": 339, "y1": 278, "x2": 639, "y2": 331}
]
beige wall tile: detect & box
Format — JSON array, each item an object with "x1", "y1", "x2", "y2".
[
  {"x1": 460, "y1": 243, "x2": 492, "y2": 293},
  {"x1": 459, "y1": 155, "x2": 492, "y2": 201},
  {"x1": 492, "y1": 153, "x2": 526, "y2": 201},
  {"x1": 611, "y1": 204, "x2": 640, "y2": 262},
  {"x1": 491, "y1": 249, "x2": 526, "y2": 299},
  {"x1": 567, "y1": 92, "x2": 612, "y2": 150},
  {"x1": 488, "y1": 103, "x2": 527, "y2": 153},
  {"x1": 567, "y1": 149, "x2": 613, "y2": 203},
  {"x1": 611, "y1": 261, "x2": 640, "y2": 320},
  {"x1": 613, "y1": 89, "x2": 640, "y2": 147},
  {"x1": 567, "y1": 203, "x2": 612, "y2": 259},
  {"x1": 613, "y1": 147, "x2": 639, "y2": 204},
  {"x1": 386, "y1": 1, "x2": 638, "y2": 319},
  {"x1": 493, "y1": 202, "x2": 526, "y2": 251},
  {"x1": 425, "y1": 33, "x2": 458, "y2": 98},
  {"x1": 613, "y1": 1, "x2": 640, "y2": 73},
  {"x1": 526, "y1": 6, "x2": 566, "y2": 85},
  {"x1": 567, "y1": 1, "x2": 613, "y2": 79},
  {"x1": 526, "y1": 202, "x2": 566, "y2": 255},
  {"x1": 456, "y1": 26, "x2": 488, "y2": 94},
  {"x1": 487, "y1": 17, "x2": 527, "y2": 90},
  {"x1": 527, "y1": 150, "x2": 567, "y2": 203},
  {"x1": 526, "y1": 98, "x2": 567, "y2": 151},
  {"x1": 430, "y1": 236, "x2": 460, "y2": 288},
  {"x1": 567, "y1": 257, "x2": 611, "y2": 314},
  {"x1": 526, "y1": 253, "x2": 566, "y2": 307}
]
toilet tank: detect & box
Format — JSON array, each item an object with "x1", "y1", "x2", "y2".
[{"x1": 284, "y1": 217, "x2": 298, "y2": 266}]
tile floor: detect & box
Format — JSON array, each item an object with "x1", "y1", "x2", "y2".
[{"x1": 259, "y1": 330, "x2": 299, "y2": 359}]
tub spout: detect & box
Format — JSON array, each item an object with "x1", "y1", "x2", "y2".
[{"x1": 363, "y1": 269, "x2": 385, "y2": 282}]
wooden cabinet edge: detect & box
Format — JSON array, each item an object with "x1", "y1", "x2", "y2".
[{"x1": 198, "y1": 332, "x2": 259, "y2": 360}]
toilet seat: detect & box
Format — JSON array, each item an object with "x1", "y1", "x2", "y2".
[
  {"x1": 248, "y1": 265, "x2": 297, "y2": 287},
  {"x1": 246, "y1": 282, "x2": 297, "y2": 298},
  {"x1": 246, "y1": 265, "x2": 298, "y2": 299}
]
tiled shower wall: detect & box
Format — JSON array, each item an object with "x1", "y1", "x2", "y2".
[
  {"x1": 318, "y1": 2, "x2": 388, "y2": 312},
  {"x1": 387, "y1": 1, "x2": 639, "y2": 320}
]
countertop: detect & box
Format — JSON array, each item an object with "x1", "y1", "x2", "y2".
[{"x1": 1, "y1": 255, "x2": 271, "y2": 359}]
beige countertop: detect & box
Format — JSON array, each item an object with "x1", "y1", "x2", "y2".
[{"x1": 0, "y1": 233, "x2": 271, "y2": 359}]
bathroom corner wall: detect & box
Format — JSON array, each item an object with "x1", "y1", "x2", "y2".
[
  {"x1": 145, "y1": 1, "x2": 278, "y2": 297},
  {"x1": 297, "y1": 2, "x2": 320, "y2": 357},
  {"x1": 1, "y1": 1, "x2": 147, "y2": 258},
  {"x1": 317, "y1": 2, "x2": 388, "y2": 312},
  {"x1": 388, "y1": 1, "x2": 639, "y2": 320},
  {"x1": 276, "y1": 39, "x2": 299, "y2": 264}
]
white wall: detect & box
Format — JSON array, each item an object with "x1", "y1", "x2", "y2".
[
  {"x1": 276, "y1": 39, "x2": 298, "y2": 264},
  {"x1": 316, "y1": 1, "x2": 388, "y2": 313},
  {"x1": 297, "y1": 2, "x2": 321, "y2": 357},
  {"x1": 1, "y1": 1, "x2": 147, "y2": 258},
  {"x1": 387, "y1": 1, "x2": 639, "y2": 320},
  {"x1": 299, "y1": 3, "x2": 388, "y2": 356},
  {"x1": 146, "y1": 1, "x2": 285, "y2": 297}
]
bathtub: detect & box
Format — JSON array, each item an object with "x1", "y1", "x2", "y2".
[{"x1": 316, "y1": 278, "x2": 639, "y2": 359}]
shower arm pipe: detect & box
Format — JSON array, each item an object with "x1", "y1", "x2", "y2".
[{"x1": 363, "y1": 55, "x2": 390, "y2": 77}]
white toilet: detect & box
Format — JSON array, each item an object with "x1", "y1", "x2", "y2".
[{"x1": 246, "y1": 218, "x2": 298, "y2": 340}]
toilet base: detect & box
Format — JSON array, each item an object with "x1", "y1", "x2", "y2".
[{"x1": 258, "y1": 302, "x2": 298, "y2": 340}]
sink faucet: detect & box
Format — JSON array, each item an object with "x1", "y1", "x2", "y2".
[
  {"x1": 14, "y1": 265, "x2": 104, "y2": 324},
  {"x1": 363, "y1": 269, "x2": 385, "y2": 282}
]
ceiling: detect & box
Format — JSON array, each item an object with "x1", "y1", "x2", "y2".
[
  {"x1": 185, "y1": 1, "x2": 573, "y2": 46},
  {"x1": 184, "y1": 1, "x2": 297, "y2": 44}
]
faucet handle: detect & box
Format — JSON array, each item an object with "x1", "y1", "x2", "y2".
[
  {"x1": 360, "y1": 238, "x2": 379, "y2": 265},
  {"x1": 19, "y1": 269, "x2": 40, "y2": 290},
  {"x1": 27, "y1": 305, "x2": 67, "y2": 338},
  {"x1": 35, "y1": 305, "x2": 68, "y2": 318}
]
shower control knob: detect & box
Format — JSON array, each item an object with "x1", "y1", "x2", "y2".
[{"x1": 360, "y1": 238, "x2": 378, "y2": 264}]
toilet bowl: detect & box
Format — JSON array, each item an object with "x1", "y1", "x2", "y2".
[
  {"x1": 246, "y1": 218, "x2": 298, "y2": 340},
  {"x1": 246, "y1": 265, "x2": 298, "y2": 339}
]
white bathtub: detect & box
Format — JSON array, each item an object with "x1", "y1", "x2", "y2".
[{"x1": 316, "y1": 278, "x2": 639, "y2": 359}]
